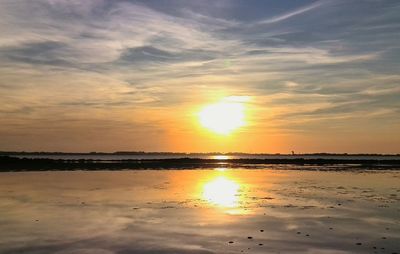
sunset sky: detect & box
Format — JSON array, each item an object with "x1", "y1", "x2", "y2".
[{"x1": 0, "y1": 0, "x2": 399, "y2": 153}]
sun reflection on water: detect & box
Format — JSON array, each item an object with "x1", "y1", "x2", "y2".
[
  {"x1": 212, "y1": 155, "x2": 231, "y2": 160},
  {"x1": 202, "y1": 175, "x2": 240, "y2": 208},
  {"x1": 214, "y1": 167, "x2": 227, "y2": 172}
]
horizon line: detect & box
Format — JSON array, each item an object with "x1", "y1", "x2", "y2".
[{"x1": 1, "y1": 151, "x2": 399, "y2": 156}]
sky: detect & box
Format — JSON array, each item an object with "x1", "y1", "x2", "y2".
[{"x1": 0, "y1": 0, "x2": 399, "y2": 153}]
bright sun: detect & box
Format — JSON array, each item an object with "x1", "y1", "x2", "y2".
[{"x1": 199, "y1": 100, "x2": 246, "y2": 135}]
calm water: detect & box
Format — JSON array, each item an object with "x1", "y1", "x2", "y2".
[
  {"x1": 0, "y1": 169, "x2": 399, "y2": 253},
  {"x1": 11, "y1": 154, "x2": 400, "y2": 160}
]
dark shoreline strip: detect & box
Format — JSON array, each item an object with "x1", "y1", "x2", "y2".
[{"x1": 1, "y1": 156, "x2": 400, "y2": 171}]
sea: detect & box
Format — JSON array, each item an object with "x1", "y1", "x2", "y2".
[{"x1": 10, "y1": 153, "x2": 400, "y2": 160}]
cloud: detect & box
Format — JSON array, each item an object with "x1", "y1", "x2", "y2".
[
  {"x1": 257, "y1": 0, "x2": 324, "y2": 25},
  {"x1": 0, "y1": 0, "x2": 399, "y2": 152}
]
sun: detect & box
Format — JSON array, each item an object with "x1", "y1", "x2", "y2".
[{"x1": 199, "y1": 100, "x2": 246, "y2": 135}]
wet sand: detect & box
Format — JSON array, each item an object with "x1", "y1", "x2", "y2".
[{"x1": 0, "y1": 169, "x2": 399, "y2": 253}]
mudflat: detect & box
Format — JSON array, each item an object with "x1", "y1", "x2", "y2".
[{"x1": 0, "y1": 169, "x2": 399, "y2": 254}]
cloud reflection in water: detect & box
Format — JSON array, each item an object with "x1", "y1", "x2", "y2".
[{"x1": 1, "y1": 170, "x2": 400, "y2": 254}]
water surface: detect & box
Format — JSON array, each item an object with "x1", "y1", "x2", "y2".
[
  {"x1": 11, "y1": 154, "x2": 400, "y2": 160},
  {"x1": 0, "y1": 169, "x2": 399, "y2": 253}
]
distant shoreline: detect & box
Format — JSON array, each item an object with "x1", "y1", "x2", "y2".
[
  {"x1": 1, "y1": 151, "x2": 400, "y2": 156},
  {"x1": 1, "y1": 156, "x2": 400, "y2": 171}
]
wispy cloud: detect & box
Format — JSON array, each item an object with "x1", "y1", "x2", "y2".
[
  {"x1": 257, "y1": 0, "x2": 324, "y2": 25},
  {"x1": 0, "y1": 0, "x2": 399, "y2": 152}
]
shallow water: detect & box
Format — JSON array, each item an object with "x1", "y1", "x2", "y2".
[
  {"x1": 0, "y1": 169, "x2": 399, "y2": 254},
  {"x1": 12, "y1": 154, "x2": 400, "y2": 160}
]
